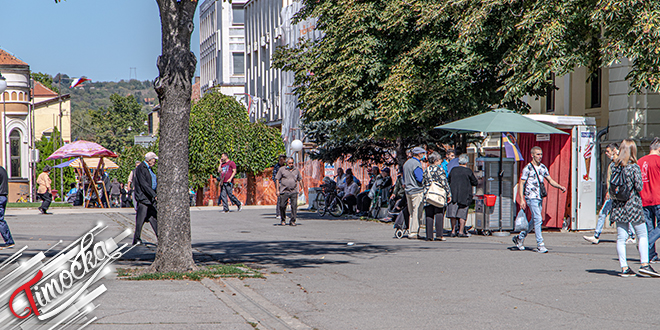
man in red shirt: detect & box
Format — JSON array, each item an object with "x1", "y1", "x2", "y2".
[
  {"x1": 640, "y1": 138, "x2": 660, "y2": 262},
  {"x1": 218, "y1": 153, "x2": 242, "y2": 213}
]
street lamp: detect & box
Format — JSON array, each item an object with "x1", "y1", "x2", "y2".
[{"x1": 0, "y1": 73, "x2": 7, "y2": 172}]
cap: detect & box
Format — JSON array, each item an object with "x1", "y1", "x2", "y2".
[
  {"x1": 411, "y1": 147, "x2": 426, "y2": 155},
  {"x1": 145, "y1": 152, "x2": 159, "y2": 161}
]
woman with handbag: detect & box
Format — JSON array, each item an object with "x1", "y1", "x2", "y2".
[
  {"x1": 609, "y1": 139, "x2": 659, "y2": 277},
  {"x1": 423, "y1": 152, "x2": 451, "y2": 241}
]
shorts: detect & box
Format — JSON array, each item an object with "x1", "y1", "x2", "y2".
[{"x1": 446, "y1": 202, "x2": 468, "y2": 219}]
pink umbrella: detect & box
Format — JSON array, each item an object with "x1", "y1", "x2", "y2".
[{"x1": 46, "y1": 140, "x2": 118, "y2": 160}]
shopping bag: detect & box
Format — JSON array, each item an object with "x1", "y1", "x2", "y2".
[
  {"x1": 297, "y1": 192, "x2": 307, "y2": 206},
  {"x1": 514, "y1": 209, "x2": 528, "y2": 232}
]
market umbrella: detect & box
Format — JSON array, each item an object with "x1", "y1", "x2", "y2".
[
  {"x1": 69, "y1": 157, "x2": 119, "y2": 170},
  {"x1": 46, "y1": 140, "x2": 117, "y2": 160},
  {"x1": 436, "y1": 108, "x2": 568, "y2": 235}
]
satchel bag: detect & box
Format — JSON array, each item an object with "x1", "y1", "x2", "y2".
[
  {"x1": 425, "y1": 168, "x2": 447, "y2": 208},
  {"x1": 529, "y1": 163, "x2": 548, "y2": 198}
]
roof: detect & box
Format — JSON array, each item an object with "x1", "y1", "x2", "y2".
[
  {"x1": 32, "y1": 81, "x2": 58, "y2": 98},
  {"x1": 0, "y1": 49, "x2": 28, "y2": 66}
]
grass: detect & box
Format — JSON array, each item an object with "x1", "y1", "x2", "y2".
[
  {"x1": 117, "y1": 264, "x2": 263, "y2": 281},
  {"x1": 7, "y1": 202, "x2": 77, "y2": 208}
]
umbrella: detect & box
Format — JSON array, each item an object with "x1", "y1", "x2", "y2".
[
  {"x1": 51, "y1": 158, "x2": 77, "y2": 168},
  {"x1": 47, "y1": 140, "x2": 117, "y2": 160},
  {"x1": 436, "y1": 109, "x2": 569, "y2": 235},
  {"x1": 70, "y1": 157, "x2": 119, "y2": 170}
]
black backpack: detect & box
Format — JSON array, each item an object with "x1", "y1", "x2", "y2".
[{"x1": 609, "y1": 165, "x2": 632, "y2": 201}]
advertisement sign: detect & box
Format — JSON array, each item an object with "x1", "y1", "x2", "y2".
[
  {"x1": 580, "y1": 131, "x2": 595, "y2": 182},
  {"x1": 324, "y1": 163, "x2": 335, "y2": 177}
]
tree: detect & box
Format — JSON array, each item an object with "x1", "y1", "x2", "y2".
[
  {"x1": 88, "y1": 94, "x2": 147, "y2": 154},
  {"x1": 188, "y1": 91, "x2": 284, "y2": 190},
  {"x1": 36, "y1": 127, "x2": 76, "y2": 196},
  {"x1": 273, "y1": 0, "x2": 527, "y2": 167},
  {"x1": 31, "y1": 72, "x2": 59, "y2": 94}
]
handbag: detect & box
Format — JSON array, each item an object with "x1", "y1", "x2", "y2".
[
  {"x1": 530, "y1": 163, "x2": 548, "y2": 198},
  {"x1": 425, "y1": 168, "x2": 447, "y2": 208}
]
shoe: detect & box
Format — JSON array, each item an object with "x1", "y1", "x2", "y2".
[
  {"x1": 626, "y1": 237, "x2": 637, "y2": 245},
  {"x1": 425, "y1": 238, "x2": 433, "y2": 241},
  {"x1": 0, "y1": 243, "x2": 15, "y2": 250},
  {"x1": 434, "y1": 237, "x2": 446, "y2": 241},
  {"x1": 537, "y1": 245, "x2": 548, "y2": 253},
  {"x1": 133, "y1": 239, "x2": 143, "y2": 246},
  {"x1": 583, "y1": 236, "x2": 599, "y2": 244},
  {"x1": 280, "y1": 220, "x2": 286, "y2": 226},
  {"x1": 512, "y1": 236, "x2": 525, "y2": 250},
  {"x1": 458, "y1": 234, "x2": 469, "y2": 238},
  {"x1": 289, "y1": 221, "x2": 297, "y2": 226},
  {"x1": 408, "y1": 234, "x2": 418, "y2": 240},
  {"x1": 639, "y1": 265, "x2": 660, "y2": 277},
  {"x1": 237, "y1": 204, "x2": 242, "y2": 212},
  {"x1": 650, "y1": 256, "x2": 660, "y2": 264},
  {"x1": 450, "y1": 232, "x2": 457, "y2": 238},
  {"x1": 619, "y1": 268, "x2": 637, "y2": 277}
]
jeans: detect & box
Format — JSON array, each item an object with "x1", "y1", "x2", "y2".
[
  {"x1": 219, "y1": 182, "x2": 241, "y2": 212},
  {"x1": 279, "y1": 192, "x2": 298, "y2": 222},
  {"x1": 617, "y1": 221, "x2": 649, "y2": 268},
  {"x1": 0, "y1": 196, "x2": 14, "y2": 245},
  {"x1": 595, "y1": 199, "x2": 635, "y2": 238},
  {"x1": 518, "y1": 198, "x2": 544, "y2": 246},
  {"x1": 645, "y1": 204, "x2": 660, "y2": 259}
]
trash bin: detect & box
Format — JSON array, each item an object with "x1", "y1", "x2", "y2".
[{"x1": 308, "y1": 187, "x2": 322, "y2": 210}]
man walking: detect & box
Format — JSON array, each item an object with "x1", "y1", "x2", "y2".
[
  {"x1": 403, "y1": 147, "x2": 427, "y2": 239},
  {"x1": 272, "y1": 155, "x2": 286, "y2": 218},
  {"x1": 133, "y1": 152, "x2": 159, "y2": 245},
  {"x1": 513, "y1": 146, "x2": 566, "y2": 253},
  {"x1": 448, "y1": 154, "x2": 478, "y2": 237},
  {"x1": 0, "y1": 166, "x2": 15, "y2": 250},
  {"x1": 127, "y1": 161, "x2": 141, "y2": 210},
  {"x1": 37, "y1": 166, "x2": 52, "y2": 214},
  {"x1": 218, "y1": 153, "x2": 242, "y2": 213},
  {"x1": 640, "y1": 138, "x2": 660, "y2": 262},
  {"x1": 275, "y1": 157, "x2": 302, "y2": 226}
]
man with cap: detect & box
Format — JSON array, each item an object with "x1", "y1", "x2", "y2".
[
  {"x1": 133, "y1": 152, "x2": 159, "y2": 245},
  {"x1": 403, "y1": 147, "x2": 427, "y2": 239},
  {"x1": 37, "y1": 166, "x2": 53, "y2": 214}
]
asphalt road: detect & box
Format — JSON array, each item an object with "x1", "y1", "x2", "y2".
[{"x1": 3, "y1": 206, "x2": 660, "y2": 329}]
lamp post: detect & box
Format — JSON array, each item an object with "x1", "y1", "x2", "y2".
[{"x1": 0, "y1": 73, "x2": 7, "y2": 173}]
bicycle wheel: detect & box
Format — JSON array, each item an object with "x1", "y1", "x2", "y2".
[
  {"x1": 330, "y1": 196, "x2": 344, "y2": 217},
  {"x1": 316, "y1": 192, "x2": 327, "y2": 217}
]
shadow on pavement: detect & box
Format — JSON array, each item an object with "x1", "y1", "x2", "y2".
[
  {"x1": 191, "y1": 240, "x2": 400, "y2": 268},
  {"x1": 586, "y1": 269, "x2": 621, "y2": 277}
]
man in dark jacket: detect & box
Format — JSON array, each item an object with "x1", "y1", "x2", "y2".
[
  {"x1": 0, "y1": 166, "x2": 14, "y2": 249},
  {"x1": 133, "y1": 152, "x2": 159, "y2": 245},
  {"x1": 447, "y1": 154, "x2": 478, "y2": 237}
]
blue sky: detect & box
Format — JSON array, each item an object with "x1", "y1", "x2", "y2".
[{"x1": 0, "y1": 0, "x2": 200, "y2": 82}]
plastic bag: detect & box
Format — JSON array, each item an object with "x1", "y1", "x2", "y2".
[
  {"x1": 514, "y1": 209, "x2": 528, "y2": 232},
  {"x1": 297, "y1": 192, "x2": 307, "y2": 206}
]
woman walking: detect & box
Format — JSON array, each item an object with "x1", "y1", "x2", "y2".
[
  {"x1": 422, "y1": 152, "x2": 451, "y2": 241},
  {"x1": 611, "y1": 139, "x2": 659, "y2": 277}
]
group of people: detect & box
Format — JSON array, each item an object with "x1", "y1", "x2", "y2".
[{"x1": 581, "y1": 139, "x2": 660, "y2": 277}]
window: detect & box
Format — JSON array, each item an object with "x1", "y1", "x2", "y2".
[
  {"x1": 9, "y1": 130, "x2": 21, "y2": 178},
  {"x1": 233, "y1": 53, "x2": 245, "y2": 75},
  {"x1": 232, "y1": 7, "x2": 245, "y2": 25},
  {"x1": 545, "y1": 73, "x2": 555, "y2": 113},
  {"x1": 590, "y1": 68, "x2": 602, "y2": 108}
]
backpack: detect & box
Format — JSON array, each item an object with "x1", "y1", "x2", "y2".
[{"x1": 609, "y1": 165, "x2": 632, "y2": 201}]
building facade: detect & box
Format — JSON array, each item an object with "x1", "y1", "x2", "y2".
[{"x1": 199, "y1": 0, "x2": 248, "y2": 97}]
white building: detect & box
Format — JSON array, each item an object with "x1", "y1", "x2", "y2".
[{"x1": 199, "y1": 0, "x2": 247, "y2": 97}]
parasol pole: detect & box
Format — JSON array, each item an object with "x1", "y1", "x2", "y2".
[
  {"x1": 493, "y1": 133, "x2": 509, "y2": 237},
  {"x1": 98, "y1": 157, "x2": 110, "y2": 208}
]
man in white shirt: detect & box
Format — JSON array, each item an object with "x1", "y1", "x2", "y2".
[{"x1": 341, "y1": 175, "x2": 359, "y2": 214}]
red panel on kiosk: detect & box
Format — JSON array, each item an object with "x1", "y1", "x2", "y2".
[{"x1": 517, "y1": 130, "x2": 572, "y2": 228}]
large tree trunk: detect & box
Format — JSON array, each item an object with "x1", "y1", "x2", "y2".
[
  {"x1": 396, "y1": 137, "x2": 407, "y2": 170},
  {"x1": 150, "y1": 0, "x2": 198, "y2": 273}
]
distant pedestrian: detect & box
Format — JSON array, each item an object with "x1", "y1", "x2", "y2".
[
  {"x1": 127, "y1": 161, "x2": 141, "y2": 210},
  {"x1": 275, "y1": 157, "x2": 302, "y2": 226},
  {"x1": 403, "y1": 147, "x2": 427, "y2": 239},
  {"x1": 133, "y1": 152, "x2": 159, "y2": 245},
  {"x1": 608, "y1": 139, "x2": 659, "y2": 277},
  {"x1": 218, "y1": 153, "x2": 242, "y2": 213},
  {"x1": 422, "y1": 152, "x2": 451, "y2": 241},
  {"x1": 109, "y1": 178, "x2": 121, "y2": 208},
  {"x1": 441, "y1": 149, "x2": 456, "y2": 174},
  {"x1": 272, "y1": 155, "x2": 286, "y2": 218},
  {"x1": 37, "y1": 166, "x2": 52, "y2": 214},
  {"x1": 448, "y1": 154, "x2": 478, "y2": 237},
  {"x1": 341, "y1": 175, "x2": 359, "y2": 214},
  {"x1": 0, "y1": 166, "x2": 15, "y2": 250},
  {"x1": 639, "y1": 137, "x2": 660, "y2": 264},
  {"x1": 512, "y1": 146, "x2": 566, "y2": 253}
]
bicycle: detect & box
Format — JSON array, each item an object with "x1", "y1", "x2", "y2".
[
  {"x1": 15, "y1": 193, "x2": 29, "y2": 203},
  {"x1": 316, "y1": 186, "x2": 344, "y2": 217}
]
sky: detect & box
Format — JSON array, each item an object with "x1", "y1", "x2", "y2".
[{"x1": 0, "y1": 0, "x2": 200, "y2": 82}]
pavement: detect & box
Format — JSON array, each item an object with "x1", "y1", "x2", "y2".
[{"x1": 2, "y1": 205, "x2": 660, "y2": 329}]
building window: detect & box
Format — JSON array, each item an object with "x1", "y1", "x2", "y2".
[
  {"x1": 546, "y1": 73, "x2": 555, "y2": 113},
  {"x1": 233, "y1": 7, "x2": 245, "y2": 25},
  {"x1": 11, "y1": 92, "x2": 17, "y2": 101},
  {"x1": 233, "y1": 53, "x2": 245, "y2": 76},
  {"x1": 590, "y1": 68, "x2": 602, "y2": 108},
  {"x1": 9, "y1": 129, "x2": 21, "y2": 178}
]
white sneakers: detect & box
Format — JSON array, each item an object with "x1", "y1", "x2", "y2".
[{"x1": 583, "y1": 236, "x2": 600, "y2": 244}]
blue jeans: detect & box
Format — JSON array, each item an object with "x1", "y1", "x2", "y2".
[
  {"x1": 519, "y1": 198, "x2": 544, "y2": 246},
  {"x1": 617, "y1": 221, "x2": 648, "y2": 268},
  {"x1": 0, "y1": 196, "x2": 14, "y2": 245},
  {"x1": 645, "y1": 204, "x2": 660, "y2": 259},
  {"x1": 595, "y1": 199, "x2": 634, "y2": 238}
]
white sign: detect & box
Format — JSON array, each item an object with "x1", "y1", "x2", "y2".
[
  {"x1": 536, "y1": 134, "x2": 550, "y2": 141},
  {"x1": 324, "y1": 163, "x2": 335, "y2": 177}
]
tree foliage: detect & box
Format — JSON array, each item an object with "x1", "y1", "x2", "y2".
[
  {"x1": 188, "y1": 91, "x2": 284, "y2": 189},
  {"x1": 87, "y1": 94, "x2": 148, "y2": 154},
  {"x1": 36, "y1": 127, "x2": 76, "y2": 193},
  {"x1": 31, "y1": 72, "x2": 59, "y2": 94}
]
